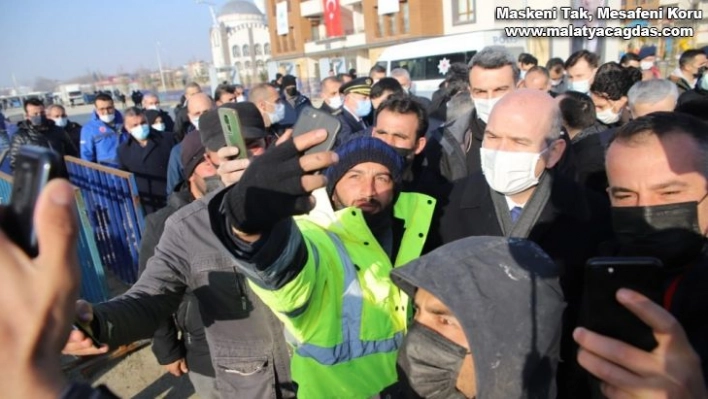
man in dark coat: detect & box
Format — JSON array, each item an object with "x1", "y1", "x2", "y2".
[
  {"x1": 276, "y1": 74, "x2": 311, "y2": 130},
  {"x1": 46, "y1": 104, "x2": 82, "y2": 155},
  {"x1": 335, "y1": 77, "x2": 373, "y2": 147},
  {"x1": 142, "y1": 93, "x2": 175, "y2": 132},
  {"x1": 429, "y1": 89, "x2": 613, "y2": 398},
  {"x1": 383, "y1": 236, "x2": 565, "y2": 398},
  {"x1": 8, "y1": 98, "x2": 75, "y2": 169},
  {"x1": 601, "y1": 112, "x2": 708, "y2": 387},
  {"x1": 138, "y1": 131, "x2": 221, "y2": 399},
  {"x1": 117, "y1": 107, "x2": 174, "y2": 214},
  {"x1": 557, "y1": 91, "x2": 608, "y2": 194},
  {"x1": 173, "y1": 83, "x2": 203, "y2": 142}
]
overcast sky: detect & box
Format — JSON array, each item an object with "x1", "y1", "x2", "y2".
[{"x1": 0, "y1": 0, "x2": 248, "y2": 88}]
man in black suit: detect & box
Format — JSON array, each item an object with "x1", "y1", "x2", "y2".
[
  {"x1": 391, "y1": 67, "x2": 432, "y2": 109},
  {"x1": 335, "y1": 77, "x2": 373, "y2": 147},
  {"x1": 429, "y1": 88, "x2": 613, "y2": 398}
]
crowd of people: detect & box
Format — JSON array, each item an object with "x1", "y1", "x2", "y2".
[{"x1": 1, "y1": 43, "x2": 708, "y2": 399}]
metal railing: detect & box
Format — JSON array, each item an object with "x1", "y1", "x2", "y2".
[{"x1": 64, "y1": 156, "x2": 145, "y2": 285}]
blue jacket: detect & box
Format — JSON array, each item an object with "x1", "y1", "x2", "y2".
[
  {"x1": 166, "y1": 142, "x2": 185, "y2": 196},
  {"x1": 80, "y1": 111, "x2": 126, "y2": 166}
]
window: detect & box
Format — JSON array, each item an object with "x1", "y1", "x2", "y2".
[
  {"x1": 232, "y1": 45, "x2": 241, "y2": 58},
  {"x1": 388, "y1": 14, "x2": 396, "y2": 35},
  {"x1": 310, "y1": 22, "x2": 321, "y2": 41},
  {"x1": 235, "y1": 62, "x2": 242, "y2": 70},
  {"x1": 245, "y1": 60, "x2": 252, "y2": 69},
  {"x1": 243, "y1": 44, "x2": 250, "y2": 56},
  {"x1": 256, "y1": 60, "x2": 265, "y2": 69},
  {"x1": 390, "y1": 52, "x2": 473, "y2": 80},
  {"x1": 453, "y1": 0, "x2": 476, "y2": 25},
  {"x1": 376, "y1": 13, "x2": 385, "y2": 37},
  {"x1": 264, "y1": 43, "x2": 271, "y2": 54},
  {"x1": 402, "y1": 2, "x2": 410, "y2": 34},
  {"x1": 254, "y1": 44, "x2": 263, "y2": 55}
]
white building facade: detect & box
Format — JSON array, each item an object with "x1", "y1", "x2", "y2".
[{"x1": 210, "y1": 0, "x2": 272, "y2": 86}]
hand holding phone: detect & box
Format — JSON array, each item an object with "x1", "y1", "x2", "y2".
[{"x1": 291, "y1": 106, "x2": 342, "y2": 155}]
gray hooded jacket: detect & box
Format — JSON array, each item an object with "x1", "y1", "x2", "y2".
[{"x1": 391, "y1": 236, "x2": 566, "y2": 398}]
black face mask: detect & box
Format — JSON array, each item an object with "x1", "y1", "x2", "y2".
[
  {"x1": 694, "y1": 66, "x2": 707, "y2": 79},
  {"x1": 612, "y1": 199, "x2": 707, "y2": 268},
  {"x1": 285, "y1": 87, "x2": 298, "y2": 97},
  {"x1": 393, "y1": 146, "x2": 416, "y2": 165},
  {"x1": 397, "y1": 322, "x2": 470, "y2": 399}
]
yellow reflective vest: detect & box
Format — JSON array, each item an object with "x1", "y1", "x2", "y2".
[{"x1": 249, "y1": 192, "x2": 435, "y2": 398}]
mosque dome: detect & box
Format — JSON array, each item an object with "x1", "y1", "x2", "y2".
[{"x1": 218, "y1": 0, "x2": 263, "y2": 17}]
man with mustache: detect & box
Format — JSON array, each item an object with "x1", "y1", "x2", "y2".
[{"x1": 208, "y1": 135, "x2": 435, "y2": 398}]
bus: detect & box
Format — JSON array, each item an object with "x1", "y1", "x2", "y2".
[{"x1": 375, "y1": 30, "x2": 526, "y2": 99}]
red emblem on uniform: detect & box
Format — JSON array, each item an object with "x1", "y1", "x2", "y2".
[{"x1": 99, "y1": 126, "x2": 106, "y2": 133}]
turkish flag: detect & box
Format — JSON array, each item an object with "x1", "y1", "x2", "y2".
[{"x1": 323, "y1": 0, "x2": 343, "y2": 37}]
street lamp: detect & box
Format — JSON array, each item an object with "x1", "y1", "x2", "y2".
[{"x1": 156, "y1": 41, "x2": 168, "y2": 96}]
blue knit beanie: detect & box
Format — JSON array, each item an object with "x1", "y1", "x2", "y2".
[{"x1": 325, "y1": 137, "x2": 404, "y2": 197}]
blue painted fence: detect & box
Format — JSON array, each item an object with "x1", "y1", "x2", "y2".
[
  {"x1": 0, "y1": 171, "x2": 110, "y2": 303},
  {"x1": 64, "y1": 156, "x2": 145, "y2": 285}
]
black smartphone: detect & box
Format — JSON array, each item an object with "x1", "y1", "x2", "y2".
[
  {"x1": 2, "y1": 145, "x2": 62, "y2": 257},
  {"x1": 581, "y1": 257, "x2": 664, "y2": 352},
  {"x1": 292, "y1": 106, "x2": 342, "y2": 155},
  {"x1": 73, "y1": 320, "x2": 102, "y2": 348}
]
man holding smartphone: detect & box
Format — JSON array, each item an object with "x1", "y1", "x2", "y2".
[{"x1": 602, "y1": 111, "x2": 708, "y2": 386}]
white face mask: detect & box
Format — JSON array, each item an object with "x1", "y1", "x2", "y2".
[
  {"x1": 99, "y1": 113, "x2": 115, "y2": 124},
  {"x1": 640, "y1": 61, "x2": 654, "y2": 71},
  {"x1": 480, "y1": 147, "x2": 548, "y2": 195},
  {"x1": 146, "y1": 105, "x2": 159, "y2": 111},
  {"x1": 236, "y1": 95, "x2": 246, "y2": 103},
  {"x1": 152, "y1": 123, "x2": 166, "y2": 131},
  {"x1": 520, "y1": 70, "x2": 528, "y2": 80},
  {"x1": 190, "y1": 117, "x2": 200, "y2": 131},
  {"x1": 327, "y1": 95, "x2": 343, "y2": 109},
  {"x1": 700, "y1": 75, "x2": 708, "y2": 91},
  {"x1": 596, "y1": 107, "x2": 621, "y2": 125},
  {"x1": 53, "y1": 117, "x2": 68, "y2": 128},
  {"x1": 568, "y1": 79, "x2": 591, "y2": 94},
  {"x1": 550, "y1": 79, "x2": 562, "y2": 86},
  {"x1": 473, "y1": 96, "x2": 503, "y2": 124}
]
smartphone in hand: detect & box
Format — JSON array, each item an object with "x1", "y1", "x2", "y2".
[
  {"x1": 218, "y1": 107, "x2": 249, "y2": 160},
  {"x1": 1, "y1": 146, "x2": 102, "y2": 348},
  {"x1": 581, "y1": 257, "x2": 664, "y2": 352},
  {"x1": 2, "y1": 146, "x2": 62, "y2": 257},
  {"x1": 291, "y1": 106, "x2": 342, "y2": 155}
]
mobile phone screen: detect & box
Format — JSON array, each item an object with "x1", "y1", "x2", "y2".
[{"x1": 582, "y1": 257, "x2": 663, "y2": 352}]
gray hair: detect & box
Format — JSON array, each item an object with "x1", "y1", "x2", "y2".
[
  {"x1": 627, "y1": 79, "x2": 679, "y2": 110},
  {"x1": 390, "y1": 68, "x2": 410, "y2": 81},
  {"x1": 469, "y1": 46, "x2": 521, "y2": 83},
  {"x1": 46, "y1": 104, "x2": 65, "y2": 113},
  {"x1": 123, "y1": 106, "x2": 145, "y2": 118}
]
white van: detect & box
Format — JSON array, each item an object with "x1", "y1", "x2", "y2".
[{"x1": 376, "y1": 30, "x2": 525, "y2": 99}]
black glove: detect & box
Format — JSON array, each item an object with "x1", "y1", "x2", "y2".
[{"x1": 224, "y1": 139, "x2": 314, "y2": 234}]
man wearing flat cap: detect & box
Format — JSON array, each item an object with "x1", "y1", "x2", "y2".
[
  {"x1": 336, "y1": 76, "x2": 374, "y2": 147},
  {"x1": 198, "y1": 102, "x2": 269, "y2": 165}
]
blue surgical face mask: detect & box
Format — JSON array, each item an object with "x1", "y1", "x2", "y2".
[
  {"x1": 130, "y1": 124, "x2": 150, "y2": 141},
  {"x1": 355, "y1": 98, "x2": 372, "y2": 117},
  {"x1": 152, "y1": 123, "x2": 166, "y2": 131},
  {"x1": 267, "y1": 102, "x2": 285, "y2": 124}
]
